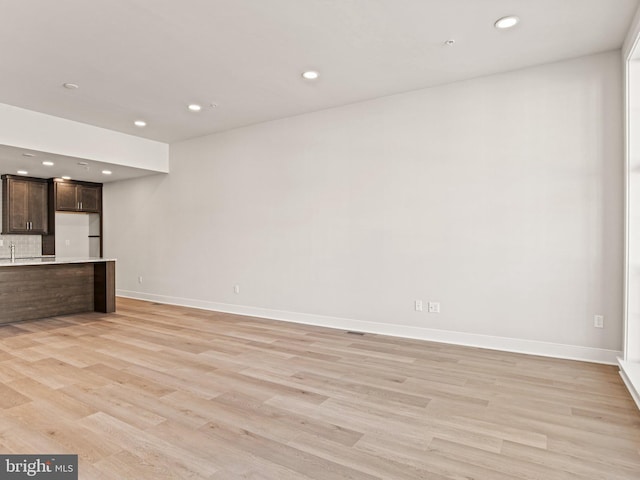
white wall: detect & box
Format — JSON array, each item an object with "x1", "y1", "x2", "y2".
[
  {"x1": 105, "y1": 51, "x2": 624, "y2": 362},
  {"x1": 55, "y1": 213, "x2": 91, "y2": 258}
]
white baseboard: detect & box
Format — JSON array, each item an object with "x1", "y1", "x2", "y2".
[
  {"x1": 117, "y1": 289, "x2": 622, "y2": 365},
  {"x1": 618, "y1": 359, "x2": 640, "y2": 410}
]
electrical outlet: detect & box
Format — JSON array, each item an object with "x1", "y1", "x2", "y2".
[
  {"x1": 415, "y1": 300, "x2": 423, "y2": 311},
  {"x1": 234, "y1": 284, "x2": 240, "y2": 294},
  {"x1": 428, "y1": 302, "x2": 440, "y2": 313},
  {"x1": 0, "y1": 239, "x2": 3, "y2": 247},
  {"x1": 65, "y1": 239, "x2": 70, "y2": 246},
  {"x1": 594, "y1": 315, "x2": 604, "y2": 328},
  {"x1": 138, "y1": 276, "x2": 143, "y2": 284}
]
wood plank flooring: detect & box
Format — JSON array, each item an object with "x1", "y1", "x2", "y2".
[{"x1": 0, "y1": 297, "x2": 639, "y2": 479}]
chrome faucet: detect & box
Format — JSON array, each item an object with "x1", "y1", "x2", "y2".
[{"x1": 9, "y1": 242, "x2": 15, "y2": 262}]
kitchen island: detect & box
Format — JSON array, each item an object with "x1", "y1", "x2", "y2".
[{"x1": 0, "y1": 257, "x2": 115, "y2": 324}]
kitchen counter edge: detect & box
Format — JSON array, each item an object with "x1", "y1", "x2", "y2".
[{"x1": 0, "y1": 257, "x2": 116, "y2": 267}]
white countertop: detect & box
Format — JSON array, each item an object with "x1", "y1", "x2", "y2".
[{"x1": 0, "y1": 257, "x2": 116, "y2": 267}]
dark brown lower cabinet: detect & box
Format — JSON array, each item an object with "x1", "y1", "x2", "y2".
[{"x1": 0, "y1": 260, "x2": 116, "y2": 324}]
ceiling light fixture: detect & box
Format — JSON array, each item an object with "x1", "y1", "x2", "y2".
[
  {"x1": 444, "y1": 39, "x2": 455, "y2": 46},
  {"x1": 188, "y1": 104, "x2": 202, "y2": 112},
  {"x1": 302, "y1": 71, "x2": 319, "y2": 80},
  {"x1": 22, "y1": 153, "x2": 35, "y2": 157},
  {"x1": 134, "y1": 120, "x2": 147, "y2": 127},
  {"x1": 63, "y1": 82, "x2": 79, "y2": 89},
  {"x1": 494, "y1": 15, "x2": 520, "y2": 29},
  {"x1": 42, "y1": 161, "x2": 54, "y2": 166},
  {"x1": 17, "y1": 170, "x2": 28, "y2": 175},
  {"x1": 102, "y1": 170, "x2": 112, "y2": 175}
]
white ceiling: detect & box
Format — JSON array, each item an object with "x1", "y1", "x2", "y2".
[
  {"x1": 0, "y1": 0, "x2": 637, "y2": 144},
  {"x1": 0, "y1": 145, "x2": 161, "y2": 184}
]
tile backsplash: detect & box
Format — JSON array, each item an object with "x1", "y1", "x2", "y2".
[{"x1": 0, "y1": 235, "x2": 42, "y2": 258}]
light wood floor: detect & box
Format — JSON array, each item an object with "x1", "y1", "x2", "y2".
[{"x1": 0, "y1": 298, "x2": 639, "y2": 479}]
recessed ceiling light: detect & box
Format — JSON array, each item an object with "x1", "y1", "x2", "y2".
[
  {"x1": 188, "y1": 104, "x2": 202, "y2": 112},
  {"x1": 302, "y1": 71, "x2": 319, "y2": 80},
  {"x1": 494, "y1": 15, "x2": 520, "y2": 29},
  {"x1": 22, "y1": 153, "x2": 35, "y2": 157},
  {"x1": 134, "y1": 120, "x2": 147, "y2": 127},
  {"x1": 102, "y1": 170, "x2": 112, "y2": 175},
  {"x1": 63, "y1": 82, "x2": 79, "y2": 89},
  {"x1": 42, "y1": 161, "x2": 54, "y2": 166},
  {"x1": 17, "y1": 170, "x2": 28, "y2": 175},
  {"x1": 61, "y1": 176, "x2": 71, "y2": 180}
]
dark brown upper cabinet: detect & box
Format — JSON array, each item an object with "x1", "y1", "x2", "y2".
[
  {"x1": 54, "y1": 179, "x2": 102, "y2": 213},
  {"x1": 1, "y1": 175, "x2": 49, "y2": 234}
]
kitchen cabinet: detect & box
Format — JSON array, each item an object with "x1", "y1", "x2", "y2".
[
  {"x1": 55, "y1": 180, "x2": 101, "y2": 213},
  {"x1": 43, "y1": 178, "x2": 103, "y2": 257},
  {"x1": 1, "y1": 175, "x2": 48, "y2": 234},
  {"x1": 0, "y1": 258, "x2": 116, "y2": 324}
]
